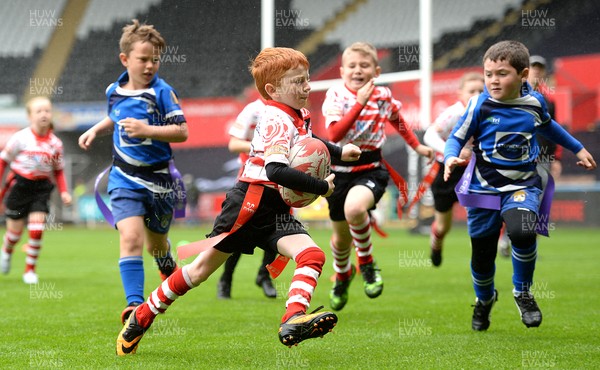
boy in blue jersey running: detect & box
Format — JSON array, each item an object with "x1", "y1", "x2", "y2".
[
  {"x1": 78, "y1": 19, "x2": 188, "y2": 324},
  {"x1": 444, "y1": 40, "x2": 596, "y2": 331}
]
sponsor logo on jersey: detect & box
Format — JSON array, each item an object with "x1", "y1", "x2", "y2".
[{"x1": 485, "y1": 116, "x2": 500, "y2": 124}]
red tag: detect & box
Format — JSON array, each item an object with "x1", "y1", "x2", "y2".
[{"x1": 266, "y1": 254, "x2": 291, "y2": 279}]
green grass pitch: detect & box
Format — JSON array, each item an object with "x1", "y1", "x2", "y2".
[{"x1": 0, "y1": 223, "x2": 598, "y2": 369}]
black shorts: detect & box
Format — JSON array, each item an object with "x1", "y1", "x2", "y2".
[
  {"x1": 4, "y1": 175, "x2": 54, "y2": 219},
  {"x1": 326, "y1": 167, "x2": 389, "y2": 221},
  {"x1": 207, "y1": 182, "x2": 308, "y2": 255},
  {"x1": 430, "y1": 162, "x2": 466, "y2": 213}
]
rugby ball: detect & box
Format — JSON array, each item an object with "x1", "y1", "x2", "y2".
[{"x1": 279, "y1": 138, "x2": 331, "y2": 208}]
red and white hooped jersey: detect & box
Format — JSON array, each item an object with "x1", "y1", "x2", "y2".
[
  {"x1": 0, "y1": 127, "x2": 64, "y2": 180},
  {"x1": 239, "y1": 100, "x2": 312, "y2": 186},
  {"x1": 428, "y1": 101, "x2": 466, "y2": 162},
  {"x1": 322, "y1": 84, "x2": 401, "y2": 171}
]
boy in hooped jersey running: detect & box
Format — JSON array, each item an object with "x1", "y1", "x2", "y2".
[
  {"x1": 116, "y1": 47, "x2": 361, "y2": 355},
  {"x1": 322, "y1": 42, "x2": 433, "y2": 311},
  {"x1": 78, "y1": 19, "x2": 187, "y2": 325},
  {"x1": 444, "y1": 40, "x2": 596, "y2": 331}
]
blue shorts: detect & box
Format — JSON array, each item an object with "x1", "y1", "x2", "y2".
[
  {"x1": 109, "y1": 187, "x2": 174, "y2": 234},
  {"x1": 467, "y1": 187, "x2": 542, "y2": 238}
]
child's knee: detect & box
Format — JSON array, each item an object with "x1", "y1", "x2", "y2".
[{"x1": 503, "y1": 208, "x2": 537, "y2": 248}]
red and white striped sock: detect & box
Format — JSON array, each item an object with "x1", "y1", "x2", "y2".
[
  {"x1": 25, "y1": 223, "x2": 43, "y2": 272},
  {"x1": 350, "y1": 216, "x2": 373, "y2": 265},
  {"x1": 330, "y1": 239, "x2": 352, "y2": 280},
  {"x1": 430, "y1": 221, "x2": 445, "y2": 251},
  {"x1": 282, "y1": 246, "x2": 325, "y2": 322},
  {"x1": 136, "y1": 264, "x2": 196, "y2": 328},
  {"x1": 2, "y1": 228, "x2": 22, "y2": 255}
]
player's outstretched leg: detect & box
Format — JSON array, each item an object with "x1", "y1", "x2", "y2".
[
  {"x1": 116, "y1": 306, "x2": 149, "y2": 355},
  {"x1": 116, "y1": 265, "x2": 196, "y2": 355},
  {"x1": 278, "y1": 247, "x2": 337, "y2": 346},
  {"x1": 279, "y1": 306, "x2": 338, "y2": 347}
]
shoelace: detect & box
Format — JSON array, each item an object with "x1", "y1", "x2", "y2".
[
  {"x1": 361, "y1": 264, "x2": 380, "y2": 284},
  {"x1": 309, "y1": 305, "x2": 325, "y2": 315},
  {"x1": 517, "y1": 293, "x2": 538, "y2": 310},
  {"x1": 332, "y1": 279, "x2": 350, "y2": 296}
]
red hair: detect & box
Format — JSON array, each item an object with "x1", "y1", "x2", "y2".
[{"x1": 249, "y1": 47, "x2": 309, "y2": 100}]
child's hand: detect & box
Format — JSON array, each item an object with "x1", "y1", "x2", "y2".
[
  {"x1": 575, "y1": 148, "x2": 597, "y2": 170},
  {"x1": 61, "y1": 192, "x2": 72, "y2": 206},
  {"x1": 78, "y1": 130, "x2": 96, "y2": 150},
  {"x1": 119, "y1": 118, "x2": 149, "y2": 139},
  {"x1": 356, "y1": 78, "x2": 375, "y2": 105},
  {"x1": 416, "y1": 144, "x2": 435, "y2": 164},
  {"x1": 341, "y1": 143, "x2": 361, "y2": 162},
  {"x1": 323, "y1": 173, "x2": 336, "y2": 197},
  {"x1": 459, "y1": 147, "x2": 472, "y2": 161},
  {"x1": 444, "y1": 156, "x2": 467, "y2": 181}
]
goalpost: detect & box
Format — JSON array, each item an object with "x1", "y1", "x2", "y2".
[{"x1": 260, "y1": 0, "x2": 432, "y2": 127}]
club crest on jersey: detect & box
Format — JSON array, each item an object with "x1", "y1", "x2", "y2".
[
  {"x1": 512, "y1": 190, "x2": 526, "y2": 202},
  {"x1": 114, "y1": 109, "x2": 120, "y2": 117},
  {"x1": 160, "y1": 214, "x2": 171, "y2": 229}
]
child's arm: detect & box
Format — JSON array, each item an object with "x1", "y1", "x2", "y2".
[
  {"x1": 313, "y1": 135, "x2": 361, "y2": 162},
  {"x1": 326, "y1": 79, "x2": 375, "y2": 142},
  {"x1": 443, "y1": 136, "x2": 468, "y2": 181},
  {"x1": 53, "y1": 169, "x2": 72, "y2": 205},
  {"x1": 537, "y1": 120, "x2": 596, "y2": 170},
  {"x1": 78, "y1": 116, "x2": 114, "y2": 150},
  {"x1": 228, "y1": 136, "x2": 251, "y2": 154},
  {"x1": 265, "y1": 163, "x2": 333, "y2": 196},
  {"x1": 389, "y1": 113, "x2": 434, "y2": 162},
  {"x1": 118, "y1": 118, "x2": 188, "y2": 143},
  {"x1": 423, "y1": 125, "x2": 446, "y2": 155}
]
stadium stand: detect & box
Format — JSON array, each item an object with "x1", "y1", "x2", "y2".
[{"x1": 1, "y1": 0, "x2": 598, "y2": 106}]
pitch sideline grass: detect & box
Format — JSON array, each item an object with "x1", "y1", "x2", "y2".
[{"x1": 0, "y1": 224, "x2": 598, "y2": 369}]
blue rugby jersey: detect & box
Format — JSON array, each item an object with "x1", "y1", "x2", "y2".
[
  {"x1": 445, "y1": 83, "x2": 551, "y2": 194},
  {"x1": 105, "y1": 72, "x2": 186, "y2": 193}
]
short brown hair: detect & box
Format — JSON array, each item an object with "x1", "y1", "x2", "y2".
[
  {"x1": 482, "y1": 40, "x2": 529, "y2": 73},
  {"x1": 249, "y1": 47, "x2": 309, "y2": 100},
  {"x1": 342, "y1": 42, "x2": 378, "y2": 66},
  {"x1": 119, "y1": 19, "x2": 166, "y2": 55}
]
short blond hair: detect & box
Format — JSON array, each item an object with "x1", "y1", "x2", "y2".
[
  {"x1": 342, "y1": 42, "x2": 379, "y2": 66},
  {"x1": 25, "y1": 96, "x2": 52, "y2": 115},
  {"x1": 459, "y1": 72, "x2": 484, "y2": 89},
  {"x1": 119, "y1": 19, "x2": 166, "y2": 55}
]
